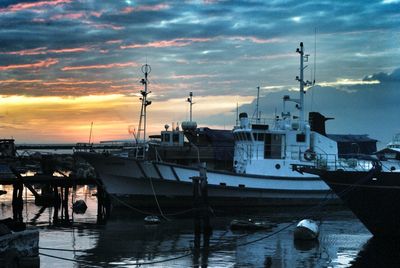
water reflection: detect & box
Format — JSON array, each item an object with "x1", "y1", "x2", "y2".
[{"x1": 2, "y1": 188, "x2": 400, "y2": 267}]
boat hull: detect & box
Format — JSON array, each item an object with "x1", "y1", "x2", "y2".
[
  {"x1": 305, "y1": 168, "x2": 400, "y2": 237},
  {"x1": 77, "y1": 152, "x2": 337, "y2": 209}
]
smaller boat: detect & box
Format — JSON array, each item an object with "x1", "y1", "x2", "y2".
[
  {"x1": 144, "y1": 215, "x2": 161, "y2": 225},
  {"x1": 229, "y1": 219, "x2": 276, "y2": 231},
  {"x1": 293, "y1": 136, "x2": 400, "y2": 237},
  {"x1": 293, "y1": 219, "x2": 319, "y2": 240}
]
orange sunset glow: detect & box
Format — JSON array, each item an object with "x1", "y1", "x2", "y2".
[{"x1": 0, "y1": 93, "x2": 253, "y2": 143}]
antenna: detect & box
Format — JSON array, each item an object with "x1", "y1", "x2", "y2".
[
  {"x1": 313, "y1": 28, "x2": 317, "y2": 85},
  {"x1": 236, "y1": 102, "x2": 239, "y2": 126},
  {"x1": 186, "y1": 92, "x2": 195, "y2": 122},
  {"x1": 311, "y1": 28, "x2": 317, "y2": 112},
  {"x1": 137, "y1": 63, "x2": 152, "y2": 142},
  {"x1": 252, "y1": 86, "x2": 261, "y2": 123}
]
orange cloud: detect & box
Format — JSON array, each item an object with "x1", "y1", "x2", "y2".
[
  {"x1": 0, "y1": 79, "x2": 43, "y2": 84},
  {"x1": 61, "y1": 62, "x2": 138, "y2": 71},
  {"x1": 43, "y1": 80, "x2": 112, "y2": 86},
  {"x1": 3, "y1": 46, "x2": 91, "y2": 56},
  {"x1": 90, "y1": 11, "x2": 103, "y2": 18},
  {"x1": 0, "y1": 58, "x2": 58, "y2": 70},
  {"x1": 51, "y1": 12, "x2": 86, "y2": 20},
  {"x1": 106, "y1": 40, "x2": 123, "y2": 44},
  {"x1": 122, "y1": 4, "x2": 170, "y2": 14},
  {"x1": 0, "y1": 0, "x2": 72, "y2": 13},
  {"x1": 121, "y1": 38, "x2": 212, "y2": 49},
  {"x1": 49, "y1": 47, "x2": 91, "y2": 53}
]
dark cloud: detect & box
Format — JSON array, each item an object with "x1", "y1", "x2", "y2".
[
  {"x1": 364, "y1": 69, "x2": 400, "y2": 82},
  {"x1": 228, "y1": 68, "x2": 400, "y2": 146}
]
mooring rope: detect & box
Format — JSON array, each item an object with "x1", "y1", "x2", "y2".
[
  {"x1": 147, "y1": 175, "x2": 171, "y2": 221},
  {"x1": 39, "y1": 252, "x2": 102, "y2": 267}
]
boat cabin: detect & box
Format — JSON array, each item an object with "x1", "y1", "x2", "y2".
[{"x1": 375, "y1": 148, "x2": 400, "y2": 161}]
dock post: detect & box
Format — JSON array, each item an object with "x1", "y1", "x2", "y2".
[
  {"x1": 192, "y1": 171, "x2": 212, "y2": 267},
  {"x1": 199, "y1": 162, "x2": 212, "y2": 235},
  {"x1": 61, "y1": 186, "x2": 70, "y2": 224},
  {"x1": 96, "y1": 184, "x2": 110, "y2": 224},
  {"x1": 12, "y1": 181, "x2": 23, "y2": 222},
  {"x1": 52, "y1": 186, "x2": 61, "y2": 224}
]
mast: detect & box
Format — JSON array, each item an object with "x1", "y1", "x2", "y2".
[
  {"x1": 236, "y1": 102, "x2": 239, "y2": 126},
  {"x1": 295, "y1": 42, "x2": 311, "y2": 129},
  {"x1": 187, "y1": 91, "x2": 194, "y2": 122},
  {"x1": 255, "y1": 86, "x2": 260, "y2": 123},
  {"x1": 137, "y1": 64, "x2": 152, "y2": 142}
]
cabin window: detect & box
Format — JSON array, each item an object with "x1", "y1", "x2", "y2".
[
  {"x1": 296, "y1": 133, "x2": 306, "y2": 142},
  {"x1": 173, "y1": 134, "x2": 179, "y2": 143},
  {"x1": 245, "y1": 132, "x2": 252, "y2": 141},
  {"x1": 162, "y1": 133, "x2": 170, "y2": 142},
  {"x1": 264, "y1": 134, "x2": 283, "y2": 159},
  {"x1": 253, "y1": 133, "x2": 265, "y2": 141},
  {"x1": 235, "y1": 131, "x2": 253, "y2": 141},
  {"x1": 240, "y1": 132, "x2": 246, "y2": 141}
]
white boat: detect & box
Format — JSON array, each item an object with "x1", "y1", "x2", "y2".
[{"x1": 76, "y1": 42, "x2": 375, "y2": 209}]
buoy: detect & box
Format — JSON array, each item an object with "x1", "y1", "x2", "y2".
[
  {"x1": 294, "y1": 219, "x2": 319, "y2": 240},
  {"x1": 72, "y1": 200, "x2": 87, "y2": 214},
  {"x1": 144, "y1": 215, "x2": 161, "y2": 225}
]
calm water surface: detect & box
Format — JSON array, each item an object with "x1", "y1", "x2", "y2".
[{"x1": 1, "y1": 185, "x2": 399, "y2": 267}]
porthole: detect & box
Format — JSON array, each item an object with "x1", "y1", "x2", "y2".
[{"x1": 275, "y1": 164, "x2": 281, "y2": 169}]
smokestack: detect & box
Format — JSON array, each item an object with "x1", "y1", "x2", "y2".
[{"x1": 309, "y1": 112, "x2": 333, "y2": 136}]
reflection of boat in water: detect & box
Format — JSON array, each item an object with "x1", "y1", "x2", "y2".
[
  {"x1": 77, "y1": 42, "x2": 377, "y2": 209},
  {"x1": 294, "y1": 136, "x2": 400, "y2": 237},
  {"x1": 75, "y1": 208, "x2": 369, "y2": 267}
]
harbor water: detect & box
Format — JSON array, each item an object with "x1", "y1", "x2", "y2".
[{"x1": 1, "y1": 184, "x2": 399, "y2": 267}]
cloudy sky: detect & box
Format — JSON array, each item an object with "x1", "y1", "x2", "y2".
[{"x1": 0, "y1": 0, "x2": 399, "y2": 146}]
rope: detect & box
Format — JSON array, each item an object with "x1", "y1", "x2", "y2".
[
  {"x1": 39, "y1": 252, "x2": 102, "y2": 267},
  {"x1": 148, "y1": 175, "x2": 171, "y2": 221},
  {"x1": 108, "y1": 194, "x2": 157, "y2": 216}
]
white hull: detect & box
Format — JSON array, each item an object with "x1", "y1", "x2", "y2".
[{"x1": 78, "y1": 152, "x2": 336, "y2": 208}]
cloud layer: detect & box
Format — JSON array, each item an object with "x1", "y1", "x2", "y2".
[{"x1": 0, "y1": 0, "x2": 399, "y2": 142}]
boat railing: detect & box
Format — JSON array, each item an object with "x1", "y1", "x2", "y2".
[{"x1": 314, "y1": 153, "x2": 376, "y2": 171}]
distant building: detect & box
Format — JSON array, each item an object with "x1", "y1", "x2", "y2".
[{"x1": 0, "y1": 139, "x2": 16, "y2": 158}]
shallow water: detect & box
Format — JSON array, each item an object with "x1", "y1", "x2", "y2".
[{"x1": 1, "y1": 185, "x2": 399, "y2": 267}]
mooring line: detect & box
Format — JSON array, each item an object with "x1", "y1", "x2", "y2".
[
  {"x1": 39, "y1": 252, "x2": 102, "y2": 267},
  {"x1": 148, "y1": 175, "x2": 171, "y2": 221}
]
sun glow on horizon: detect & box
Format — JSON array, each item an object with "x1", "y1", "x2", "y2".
[{"x1": 0, "y1": 94, "x2": 254, "y2": 143}]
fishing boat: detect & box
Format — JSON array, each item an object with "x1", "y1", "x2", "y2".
[
  {"x1": 293, "y1": 135, "x2": 400, "y2": 237},
  {"x1": 76, "y1": 42, "x2": 375, "y2": 209}
]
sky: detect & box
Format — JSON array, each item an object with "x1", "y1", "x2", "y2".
[{"x1": 0, "y1": 0, "x2": 399, "y2": 146}]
